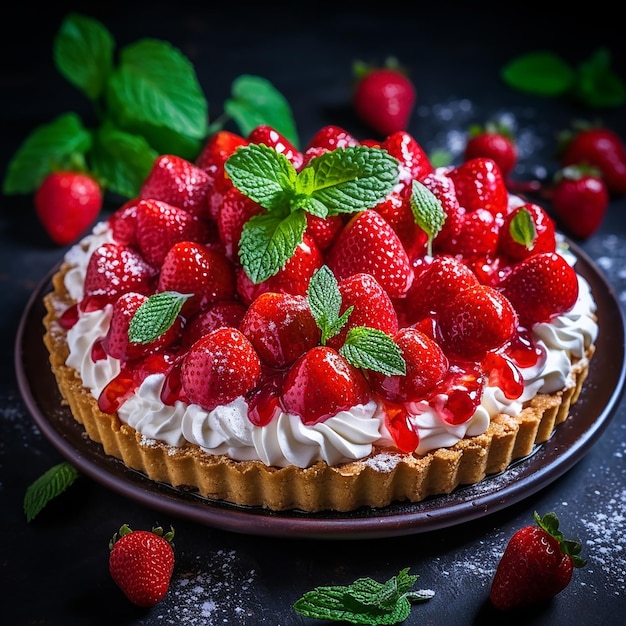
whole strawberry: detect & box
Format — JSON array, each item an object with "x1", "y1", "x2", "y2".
[
  {"x1": 551, "y1": 165, "x2": 609, "y2": 239},
  {"x1": 34, "y1": 171, "x2": 102, "y2": 245},
  {"x1": 353, "y1": 58, "x2": 416, "y2": 136},
  {"x1": 109, "y1": 524, "x2": 175, "y2": 608},
  {"x1": 464, "y1": 122, "x2": 518, "y2": 179},
  {"x1": 490, "y1": 512, "x2": 586, "y2": 611}
]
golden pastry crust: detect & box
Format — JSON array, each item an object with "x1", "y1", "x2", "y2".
[{"x1": 42, "y1": 265, "x2": 593, "y2": 513}]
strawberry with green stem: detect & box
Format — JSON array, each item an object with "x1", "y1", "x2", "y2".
[{"x1": 464, "y1": 121, "x2": 518, "y2": 179}]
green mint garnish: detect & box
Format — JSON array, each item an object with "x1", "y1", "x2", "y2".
[
  {"x1": 410, "y1": 179, "x2": 446, "y2": 257},
  {"x1": 24, "y1": 462, "x2": 80, "y2": 522},
  {"x1": 292, "y1": 567, "x2": 434, "y2": 625},
  {"x1": 3, "y1": 13, "x2": 299, "y2": 199},
  {"x1": 306, "y1": 266, "x2": 405, "y2": 376},
  {"x1": 501, "y1": 47, "x2": 625, "y2": 108},
  {"x1": 307, "y1": 265, "x2": 352, "y2": 344},
  {"x1": 128, "y1": 291, "x2": 190, "y2": 344},
  {"x1": 227, "y1": 144, "x2": 399, "y2": 283},
  {"x1": 340, "y1": 327, "x2": 406, "y2": 377},
  {"x1": 508, "y1": 208, "x2": 536, "y2": 249}
]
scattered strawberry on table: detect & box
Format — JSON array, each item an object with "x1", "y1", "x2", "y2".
[
  {"x1": 490, "y1": 511, "x2": 586, "y2": 611},
  {"x1": 109, "y1": 524, "x2": 175, "y2": 607},
  {"x1": 353, "y1": 58, "x2": 416, "y2": 136}
]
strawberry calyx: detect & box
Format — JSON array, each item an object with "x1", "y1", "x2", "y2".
[
  {"x1": 533, "y1": 511, "x2": 587, "y2": 568},
  {"x1": 353, "y1": 56, "x2": 410, "y2": 81},
  {"x1": 109, "y1": 523, "x2": 175, "y2": 551}
]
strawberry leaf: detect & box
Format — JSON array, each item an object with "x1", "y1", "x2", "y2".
[
  {"x1": 24, "y1": 462, "x2": 80, "y2": 522},
  {"x1": 225, "y1": 74, "x2": 300, "y2": 148},
  {"x1": 239, "y1": 210, "x2": 307, "y2": 283},
  {"x1": 340, "y1": 327, "x2": 406, "y2": 376},
  {"x1": 128, "y1": 291, "x2": 190, "y2": 344},
  {"x1": 106, "y1": 39, "x2": 208, "y2": 141},
  {"x1": 307, "y1": 265, "x2": 352, "y2": 344},
  {"x1": 54, "y1": 12, "x2": 114, "y2": 101},
  {"x1": 292, "y1": 568, "x2": 433, "y2": 624},
  {"x1": 410, "y1": 180, "x2": 445, "y2": 256},
  {"x1": 3, "y1": 113, "x2": 91, "y2": 194},
  {"x1": 501, "y1": 51, "x2": 575, "y2": 96}
]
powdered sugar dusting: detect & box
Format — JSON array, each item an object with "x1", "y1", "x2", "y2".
[
  {"x1": 154, "y1": 549, "x2": 258, "y2": 624},
  {"x1": 364, "y1": 452, "x2": 402, "y2": 472}
]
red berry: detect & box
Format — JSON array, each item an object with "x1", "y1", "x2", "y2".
[
  {"x1": 464, "y1": 124, "x2": 518, "y2": 178},
  {"x1": 34, "y1": 171, "x2": 102, "y2": 245},
  {"x1": 109, "y1": 524, "x2": 175, "y2": 608},
  {"x1": 498, "y1": 202, "x2": 556, "y2": 261},
  {"x1": 247, "y1": 124, "x2": 303, "y2": 170},
  {"x1": 353, "y1": 62, "x2": 416, "y2": 136}
]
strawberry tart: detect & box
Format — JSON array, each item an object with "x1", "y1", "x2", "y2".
[{"x1": 43, "y1": 125, "x2": 598, "y2": 512}]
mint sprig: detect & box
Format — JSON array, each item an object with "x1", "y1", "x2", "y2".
[
  {"x1": 226, "y1": 144, "x2": 400, "y2": 282},
  {"x1": 306, "y1": 266, "x2": 405, "y2": 376},
  {"x1": 501, "y1": 47, "x2": 625, "y2": 108},
  {"x1": 3, "y1": 12, "x2": 299, "y2": 199},
  {"x1": 409, "y1": 180, "x2": 445, "y2": 257},
  {"x1": 128, "y1": 291, "x2": 190, "y2": 344},
  {"x1": 24, "y1": 462, "x2": 80, "y2": 522},
  {"x1": 508, "y1": 208, "x2": 536, "y2": 250},
  {"x1": 292, "y1": 567, "x2": 434, "y2": 625}
]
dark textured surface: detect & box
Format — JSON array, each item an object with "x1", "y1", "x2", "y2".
[{"x1": 2, "y1": 3, "x2": 626, "y2": 624}]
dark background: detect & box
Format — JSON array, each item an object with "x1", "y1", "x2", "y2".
[{"x1": 2, "y1": 2, "x2": 626, "y2": 624}]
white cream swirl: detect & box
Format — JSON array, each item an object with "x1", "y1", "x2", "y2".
[{"x1": 61, "y1": 226, "x2": 599, "y2": 469}]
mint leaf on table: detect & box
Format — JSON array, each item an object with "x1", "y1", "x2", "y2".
[
  {"x1": 293, "y1": 567, "x2": 434, "y2": 625},
  {"x1": 501, "y1": 51, "x2": 575, "y2": 97},
  {"x1": 24, "y1": 462, "x2": 80, "y2": 522},
  {"x1": 54, "y1": 11, "x2": 114, "y2": 101},
  {"x1": 575, "y1": 47, "x2": 626, "y2": 108},
  {"x1": 224, "y1": 74, "x2": 300, "y2": 148},
  {"x1": 227, "y1": 143, "x2": 399, "y2": 283}
]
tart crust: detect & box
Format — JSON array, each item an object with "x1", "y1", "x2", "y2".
[{"x1": 42, "y1": 264, "x2": 594, "y2": 513}]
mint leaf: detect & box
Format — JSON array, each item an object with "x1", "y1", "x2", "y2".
[
  {"x1": 239, "y1": 210, "x2": 307, "y2": 283},
  {"x1": 24, "y1": 462, "x2": 80, "y2": 522},
  {"x1": 307, "y1": 265, "x2": 352, "y2": 344},
  {"x1": 128, "y1": 291, "x2": 190, "y2": 344},
  {"x1": 575, "y1": 48, "x2": 626, "y2": 108},
  {"x1": 225, "y1": 74, "x2": 300, "y2": 148},
  {"x1": 501, "y1": 51, "x2": 575, "y2": 96},
  {"x1": 54, "y1": 12, "x2": 114, "y2": 101},
  {"x1": 91, "y1": 123, "x2": 158, "y2": 198},
  {"x1": 292, "y1": 568, "x2": 433, "y2": 625},
  {"x1": 340, "y1": 327, "x2": 406, "y2": 376},
  {"x1": 508, "y1": 208, "x2": 536, "y2": 249},
  {"x1": 224, "y1": 143, "x2": 297, "y2": 210},
  {"x1": 3, "y1": 113, "x2": 91, "y2": 194},
  {"x1": 410, "y1": 180, "x2": 445, "y2": 257},
  {"x1": 107, "y1": 38, "x2": 208, "y2": 141},
  {"x1": 301, "y1": 147, "x2": 399, "y2": 216}
]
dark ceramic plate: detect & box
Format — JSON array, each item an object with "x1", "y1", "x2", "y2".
[{"x1": 15, "y1": 242, "x2": 626, "y2": 540}]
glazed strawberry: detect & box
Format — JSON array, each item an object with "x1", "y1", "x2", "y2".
[
  {"x1": 326, "y1": 209, "x2": 413, "y2": 299},
  {"x1": 499, "y1": 252, "x2": 580, "y2": 328},
  {"x1": 305, "y1": 125, "x2": 360, "y2": 152},
  {"x1": 561, "y1": 125, "x2": 626, "y2": 195},
  {"x1": 218, "y1": 187, "x2": 265, "y2": 260},
  {"x1": 402, "y1": 255, "x2": 478, "y2": 324},
  {"x1": 353, "y1": 60, "x2": 416, "y2": 136},
  {"x1": 464, "y1": 122, "x2": 518, "y2": 178},
  {"x1": 134, "y1": 199, "x2": 213, "y2": 266},
  {"x1": 82, "y1": 243, "x2": 157, "y2": 311},
  {"x1": 247, "y1": 124, "x2": 303, "y2": 170},
  {"x1": 326, "y1": 273, "x2": 399, "y2": 351},
  {"x1": 447, "y1": 157, "x2": 509, "y2": 216},
  {"x1": 240, "y1": 292, "x2": 321, "y2": 368},
  {"x1": 182, "y1": 301, "x2": 247, "y2": 349},
  {"x1": 372, "y1": 191, "x2": 425, "y2": 255},
  {"x1": 365, "y1": 327, "x2": 448, "y2": 402},
  {"x1": 34, "y1": 171, "x2": 102, "y2": 245},
  {"x1": 236, "y1": 234, "x2": 324, "y2": 304},
  {"x1": 107, "y1": 199, "x2": 140, "y2": 247},
  {"x1": 109, "y1": 524, "x2": 175, "y2": 608},
  {"x1": 551, "y1": 166, "x2": 609, "y2": 239},
  {"x1": 102, "y1": 292, "x2": 183, "y2": 361},
  {"x1": 381, "y1": 130, "x2": 434, "y2": 186},
  {"x1": 490, "y1": 512, "x2": 586, "y2": 611},
  {"x1": 304, "y1": 212, "x2": 344, "y2": 251},
  {"x1": 498, "y1": 202, "x2": 556, "y2": 261},
  {"x1": 281, "y1": 346, "x2": 370, "y2": 425},
  {"x1": 437, "y1": 283, "x2": 518, "y2": 361},
  {"x1": 181, "y1": 327, "x2": 261, "y2": 411},
  {"x1": 157, "y1": 241, "x2": 236, "y2": 318},
  {"x1": 452, "y1": 207, "x2": 500, "y2": 260},
  {"x1": 195, "y1": 130, "x2": 249, "y2": 220}
]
